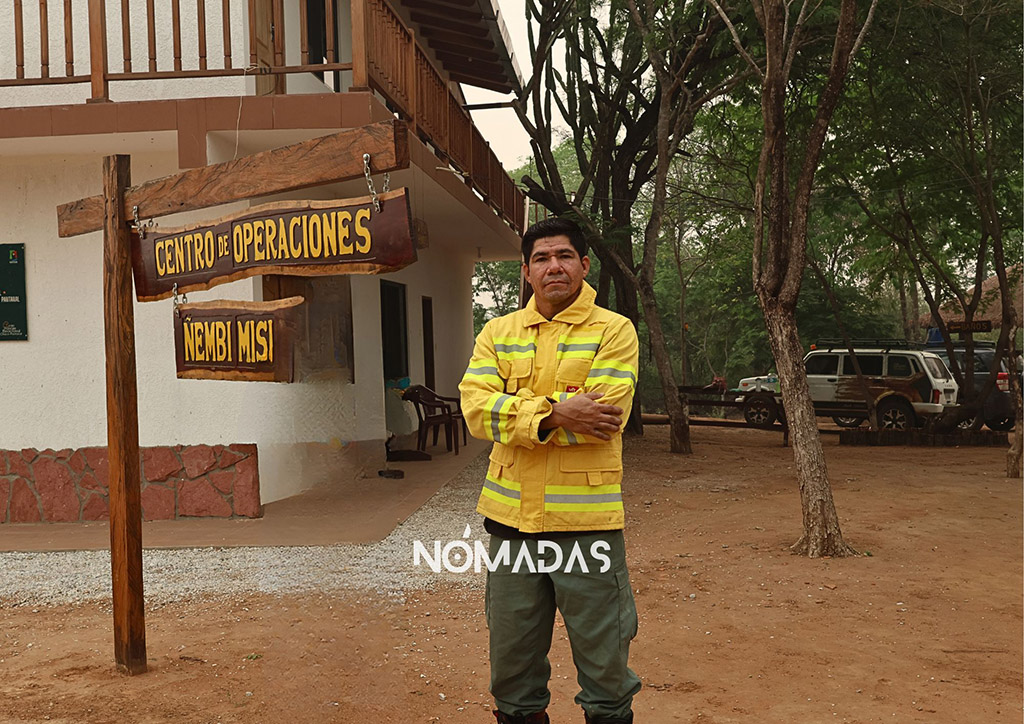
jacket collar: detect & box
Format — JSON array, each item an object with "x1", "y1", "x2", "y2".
[{"x1": 522, "y1": 281, "x2": 597, "y2": 326}]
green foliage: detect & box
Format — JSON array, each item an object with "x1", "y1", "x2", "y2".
[
  {"x1": 473, "y1": 260, "x2": 521, "y2": 336},
  {"x1": 503, "y1": 0, "x2": 1018, "y2": 414},
  {"x1": 820, "y1": 1, "x2": 1023, "y2": 317}
]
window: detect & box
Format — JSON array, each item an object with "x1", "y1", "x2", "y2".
[
  {"x1": 380, "y1": 281, "x2": 409, "y2": 380},
  {"x1": 887, "y1": 355, "x2": 915, "y2": 377},
  {"x1": 805, "y1": 354, "x2": 839, "y2": 375},
  {"x1": 842, "y1": 354, "x2": 883, "y2": 376},
  {"x1": 262, "y1": 274, "x2": 354, "y2": 383},
  {"x1": 925, "y1": 357, "x2": 951, "y2": 380}
]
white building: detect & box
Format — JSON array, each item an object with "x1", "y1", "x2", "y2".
[{"x1": 0, "y1": 0, "x2": 524, "y2": 521}]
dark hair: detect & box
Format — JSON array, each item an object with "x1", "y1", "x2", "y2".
[{"x1": 521, "y1": 217, "x2": 588, "y2": 263}]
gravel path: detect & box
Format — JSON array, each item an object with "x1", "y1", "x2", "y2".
[{"x1": 0, "y1": 455, "x2": 491, "y2": 607}]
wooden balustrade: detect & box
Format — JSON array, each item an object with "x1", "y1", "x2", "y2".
[
  {"x1": 352, "y1": 0, "x2": 523, "y2": 230},
  {"x1": 414, "y1": 45, "x2": 447, "y2": 149},
  {"x1": 64, "y1": 0, "x2": 75, "y2": 75},
  {"x1": 447, "y1": 94, "x2": 471, "y2": 173},
  {"x1": 1, "y1": 0, "x2": 523, "y2": 231},
  {"x1": 489, "y1": 152, "x2": 503, "y2": 205},
  {"x1": 4, "y1": 0, "x2": 353, "y2": 92},
  {"x1": 39, "y1": 0, "x2": 50, "y2": 78},
  {"x1": 470, "y1": 126, "x2": 491, "y2": 198},
  {"x1": 362, "y1": 0, "x2": 412, "y2": 113}
]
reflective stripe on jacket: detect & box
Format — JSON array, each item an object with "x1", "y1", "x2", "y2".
[{"x1": 459, "y1": 281, "x2": 639, "y2": 533}]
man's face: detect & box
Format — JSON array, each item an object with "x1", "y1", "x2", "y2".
[{"x1": 523, "y1": 235, "x2": 590, "y2": 313}]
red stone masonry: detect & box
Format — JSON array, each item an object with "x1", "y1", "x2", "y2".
[{"x1": 0, "y1": 444, "x2": 262, "y2": 523}]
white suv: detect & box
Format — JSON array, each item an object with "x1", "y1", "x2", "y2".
[{"x1": 741, "y1": 340, "x2": 960, "y2": 429}]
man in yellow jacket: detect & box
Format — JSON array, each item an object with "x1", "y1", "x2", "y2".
[{"x1": 460, "y1": 218, "x2": 641, "y2": 724}]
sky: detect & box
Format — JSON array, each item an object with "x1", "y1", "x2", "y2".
[{"x1": 461, "y1": 0, "x2": 535, "y2": 172}]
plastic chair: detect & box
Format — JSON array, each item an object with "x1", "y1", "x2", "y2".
[{"x1": 401, "y1": 385, "x2": 460, "y2": 455}]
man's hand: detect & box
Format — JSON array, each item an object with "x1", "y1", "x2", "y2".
[{"x1": 540, "y1": 391, "x2": 623, "y2": 441}]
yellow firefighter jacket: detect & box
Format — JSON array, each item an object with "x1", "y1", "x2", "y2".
[{"x1": 459, "y1": 281, "x2": 639, "y2": 533}]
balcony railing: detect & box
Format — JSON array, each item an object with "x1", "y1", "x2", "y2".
[
  {"x1": 351, "y1": 0, "x2": 525, "y2": 232},
  {"x1": 0, "y1": 0, "x2": 526, "y2": 232}
]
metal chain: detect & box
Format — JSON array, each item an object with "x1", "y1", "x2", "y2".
[
  {"x1": 131, "y1": 205, "x2": 155, "y2": 238},
  {"x1": 363, "y1": 153, "x2": 380, "y2": 212},
  {"x1": 171, "y1": 283, "x2": 188, "y2": 318},
  {"x1": 363, "y1": 153, "x2": 391, "y2": 212}
]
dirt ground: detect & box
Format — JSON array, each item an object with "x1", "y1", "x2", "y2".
[{"x1": 1, "y1": 425, "x2": 1020, "y2": 724}]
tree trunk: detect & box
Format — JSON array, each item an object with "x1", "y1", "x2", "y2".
[
  {"x1": 811, "y1": 259, "x2": 879, "y2": 428},
  {"x1": 679, "y1": 285, "x2": 689, "y2": 386},
  {"x1": 639, "y1": 277, "x2": 691, "y2": 453},
  {"x1": 596, "y1": 261, "x2": 612, "y2": 308},
  {"x1": 604, "y1": 254, "x2": 644, "y2": 436},
  {"x1": 909, "y1": 278, "x2": 920, "y2": 341},
  {"x1": 746, "y1": 0, "x2": 867, "y2": 556},
  {"x1": 761, "y1": 300, "x2": 857, "y2": 556},
  {"x1": 896, "y1": 267, "x2": 912, "y2": 340},
  {"x1": 1007, "y1": 321, "x2": 1022, "y2": 478}
]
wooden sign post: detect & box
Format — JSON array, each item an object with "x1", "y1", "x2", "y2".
[
  {"x1": 58, "y1": 120, "x2": 411, "y2": 676},
  {"x1": 102, "y1": 155, "x2": 147, "y2": 675}
]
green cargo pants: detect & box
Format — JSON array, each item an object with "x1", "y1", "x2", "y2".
[{"x1": 485, "y1": 530, "x2": 641, "y2": 719}]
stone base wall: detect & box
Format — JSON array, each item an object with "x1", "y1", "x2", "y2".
[{"x1": 0, "y1": 444, "x2": 261, "y2": 523}]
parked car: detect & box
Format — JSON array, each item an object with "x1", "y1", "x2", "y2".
[
  {"x1": 737, "y1": 372, "x2": 780, "y2": 394},
  {"x1": 739, "y1": 340, "x2": 960, "y2": 430},
  {"x1": 928, "y1": 342, "x2": 1016, "y2": 431}
]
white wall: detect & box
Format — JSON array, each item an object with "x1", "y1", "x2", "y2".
[
  {"x1": 0, "y1": 152, "x2": 360, "y2": 502},
  {"x1": 382, "y1": 243, "x2": 476, "y2": 398},
  {"x1": 0, "y1": 147, "x2": 478, "y2": 503}
]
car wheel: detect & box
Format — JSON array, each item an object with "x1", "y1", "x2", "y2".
[
  {"x1": 743, "y1": 396, "x2": 777, "y2": 427},
  {"x1": 985, "y1": 417, "x2": 1015, "y2": 432},
  {"x1": 877, "y1": 398, "x2": 915, "y2": 431},
  {"x1": 957, "y1": 414, "x2": 979, "y2": 431},
  {"x1": 832, "y1": 416, "x2": 864, "y2": 428}
]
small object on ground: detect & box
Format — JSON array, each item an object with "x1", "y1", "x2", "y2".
[{"x1": 378, "y1": 468, "x2": 404, "y2": 479}]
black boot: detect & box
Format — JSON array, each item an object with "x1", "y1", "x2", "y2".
[
  {"x1": 583, "y1": 711, "x2": 633, "y2": 724},
  {"x1": 492, "y1": 710, "x2": 551, "y2": 724}
]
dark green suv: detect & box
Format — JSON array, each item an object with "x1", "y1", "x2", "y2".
[{"x1": 929, "y1": 344, "x2": 1016, "y2": 431}]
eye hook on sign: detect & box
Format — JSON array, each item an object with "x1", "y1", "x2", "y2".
[
  {"x1": 131, "y1": 205, "x2": 156, "y2": 239},
  {"x1": 363, "y1": 153, "x2": 390, "y2": 213}
]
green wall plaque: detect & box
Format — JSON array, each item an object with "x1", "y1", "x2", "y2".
[{"x1": 0, "y1": 244, "x2": 27, "y2": 341}]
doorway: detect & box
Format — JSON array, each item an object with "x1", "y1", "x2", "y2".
[
  {"x1": 422, "y1": 296, "x2": 435, "y2": 390},
  {"x1": 380, "y1": 280, "x2": 409, "y2": 383},
  {"x1": 252, "y1": 0, "x2": 285, "y2": 95}
]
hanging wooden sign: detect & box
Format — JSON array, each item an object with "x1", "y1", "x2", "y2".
[
  {"x1": 132, "y1": 189, "x2": 416, "y2": 302},
  {"x1": 173, "y1": 297, "x2": 303, "y2": 382}
]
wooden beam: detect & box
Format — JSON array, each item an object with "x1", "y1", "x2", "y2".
[
  {"x1": 102, "y1": 154, "x2": 147, "y2": 676},
  {"x1": 415, "y1": 15, "x2": 489, "y2": 39},
  {"x1": 58, "y1": 119, "x2": 410, "y2": 237},
  {"x1": 434, "y1": 51, "x2": 506, "y2": 73},
  {"x1": 448, "y1": 71, "x2": 512, "y2": 94},
  {"x1": 416, "y1": 24, "x2": 496, "y2": 51},
  {"x1": 406, "y1": 0, "x2": 478, "y2": 8},
  {"x1": 405, "y1": 0, "x2": 481, "y2": 23},
  {"x1": 424, "y1": 38, "x2": 500, "y2": 62}
]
